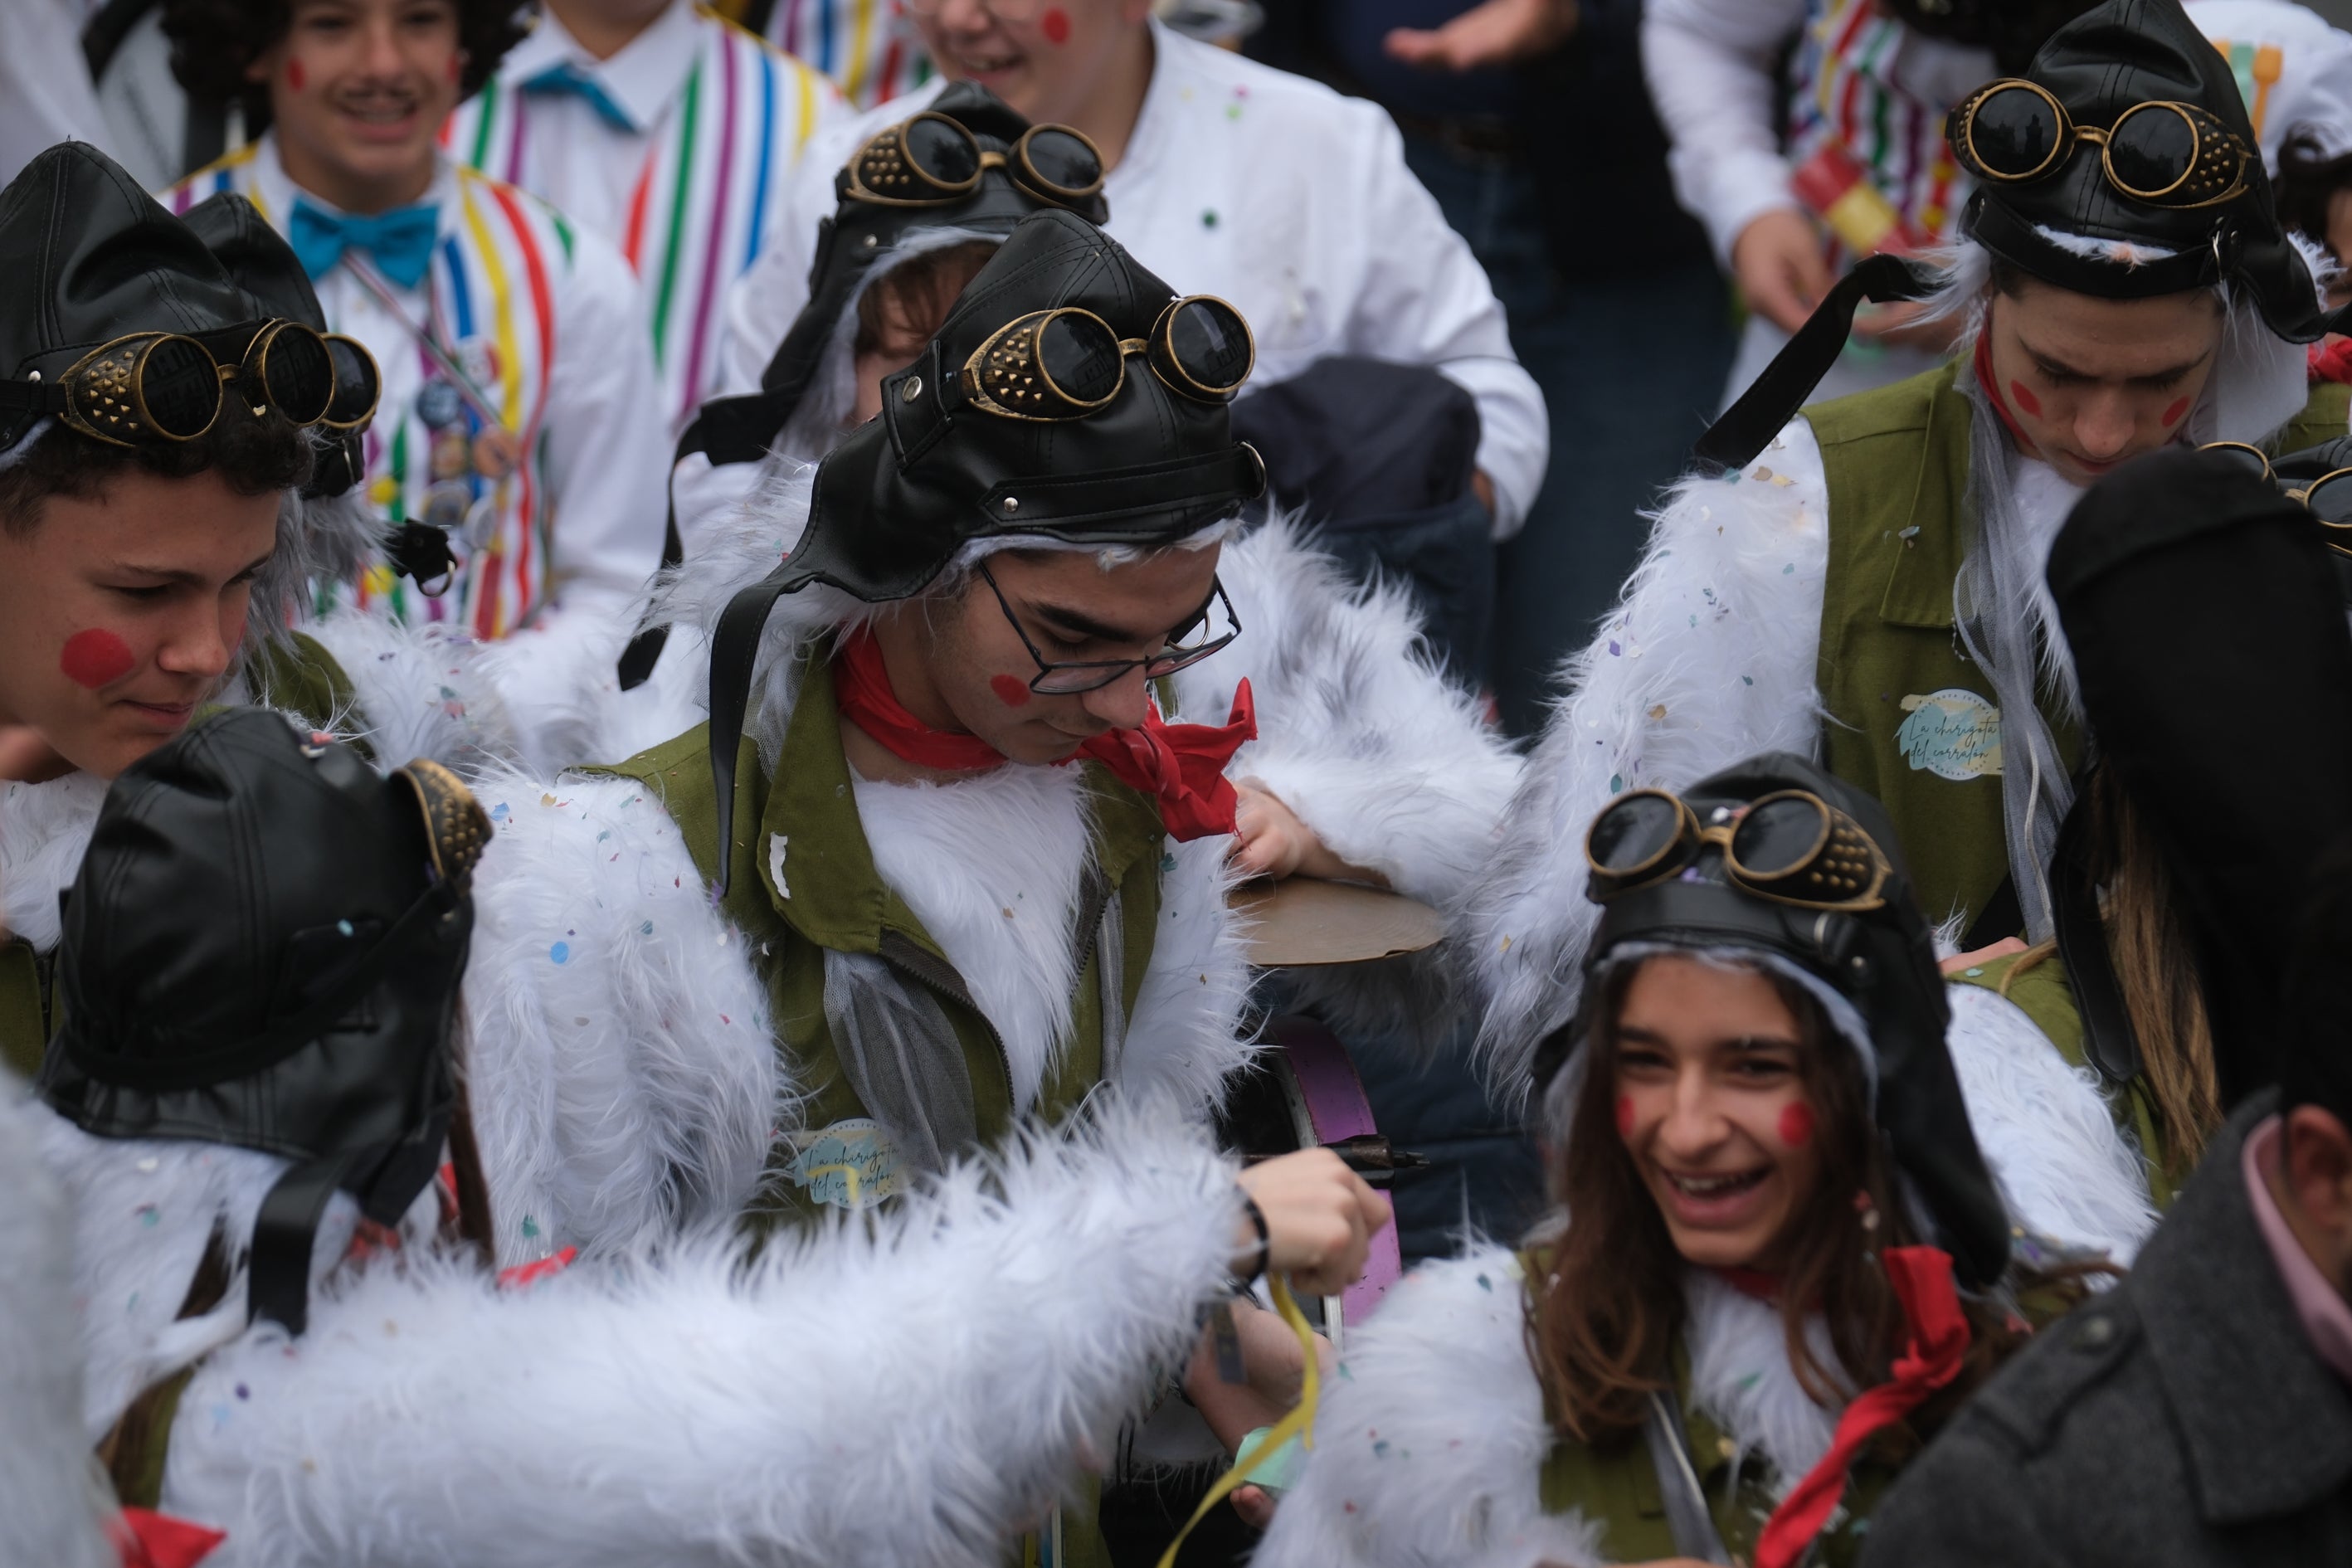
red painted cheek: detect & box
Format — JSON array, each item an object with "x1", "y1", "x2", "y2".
[
  {"x1": 2162, "y1": 397, "x2": 2190, "y2": 428},
  {"x1": 989, "y1": 674, "x2": 1033, "y2": 709},
  {"x1": 61, "y1": 629, "x2": 136, "y2": 689},
  {"x1": 286, "y1": 57, "x2": 304, "y2": 90},
  {"x1": 1040, "y1": 7, "x2": 1072, "y2": 43},
  {"x1": 1614, "y1": 1095, "x2": 1636, "y2": 1139},
  {"x1": 1776, "y1": 1102, "x2": 1816, "y2": 1149},
  {"x1": 2007, "y1": 380, "x2": 2043, "y2": 418}
]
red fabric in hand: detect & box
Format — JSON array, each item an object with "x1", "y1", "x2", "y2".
[
  {"x1": 833, "y1": 627, "x2": 1256, "y2": 840},
  {"x1": 1753, "y1": 1246, "x2": 1972, "y2": 1568},
  {"x1": 2310, "y1": 337, "x2": 2352, "y2": 386}
]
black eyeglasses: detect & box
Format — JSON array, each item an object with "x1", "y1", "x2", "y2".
[{"x1": 977, "y1": 558, "x2": 1242, "y2": 694}]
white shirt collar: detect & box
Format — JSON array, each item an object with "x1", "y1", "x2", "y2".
[
  {"x1": 500, "y1": 1, "x2": 705, "y2": 133},
  {"x1": 252, "y1": 132, "x2": 460, "y2": 240}
]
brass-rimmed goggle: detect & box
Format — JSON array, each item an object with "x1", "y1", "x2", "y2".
[
  {"x1": 960, "y1": 295, "x2": 1254, "y2": 421},
  {"x1": 1586, "y1": 787, "x2": 1892, "y2": 913},
  {"x1": 0, "y1": 321, "x2": 380, "y2": 449},
  {"x1": 1949, "y1": 79, "x2": 2252, "y2": 210},
  {"x1": 844, "y1": 111, "x2": 1105, "y2": 211},
  {"x1": 2201, "y1": 440, "x2": 2352, "y2": 558}
]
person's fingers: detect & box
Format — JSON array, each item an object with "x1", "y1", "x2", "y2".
[
  {"x1": 1940, "y1": 936, "x2": 2031, "y2": 975},
  {"x1": 1231, "y1": 1486, "x2": 1278, "y2": 1531}
]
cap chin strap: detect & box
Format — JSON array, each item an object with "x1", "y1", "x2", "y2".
[
  {"x1": 1694, "y1": 254, "x2": 1937, "y2": 475},
  {"x1": 247, "y1": 1151, "x2": 360, "y2": 1336}
]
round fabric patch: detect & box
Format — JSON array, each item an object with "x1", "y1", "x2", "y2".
[{"x1": 1895, "y1": 688, "x2": 2004, "y2": 781}]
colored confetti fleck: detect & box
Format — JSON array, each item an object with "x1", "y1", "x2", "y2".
[
  {"x1": 1742, "y1": 675, "x2": 1754, "y2": 686},
  {"x1": 1201, "y1": 208, "x2": 1219, "y2": 229},
  {"x1": 1161, "y1": 852, "x2": 1177, "y2": 872},
  {"x1": 1784, "y1": 563, "x2": 1796, "y2": 574},
  {"x1": 640, "y1": 920, "x2": 654, "y2": 935},
  {"x1": 1609, "y1": 774, "x2": 1624, "y2": 792},
  {"x1": 136, "y1": 1205, "x2": 158, "y2": 1226},
  {"x1": 336, "y1": 919, "x2": 353, "y2": 937},
  {"x1": 521, "y1": 1215, "x2": 540, "y2": 1239},
  {"x1": 236, "y1": 1384, "x2": 249, "y2": 1400},
  {"x1": 1476, "y1": 1273, "x2": 1492, "y2": 1292},
  {"x1": 549, "y1": 942, "x2": 571, "y2": 964},
  {"x1": 1225, "y1": 103, "x2": 1242, "y2": 119},
  {"x1": 1965, "y1": 967, "x2": 1984, "y2": 977},
  {"x1": 491, "y1": 802, "x2": 509, "y2": 822},
  {"x1": 1608, "y1": 640, "x2": 1622, "y2": 656},
  {"x1": 1648, "y1": 704, "x2": 1668, "y2": 719}
]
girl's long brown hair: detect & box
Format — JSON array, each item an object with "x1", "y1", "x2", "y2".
[{"x1": 1528, "y1": 957, "x2": 2060, "y2": 1450}]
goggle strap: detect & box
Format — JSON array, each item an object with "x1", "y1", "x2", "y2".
[
  {"x1": 1696, "y1": 253, "x2": 1936, "y2": 475},
  {"x1": 0, "y1": 381, "x2": 64, "y2": 415}
]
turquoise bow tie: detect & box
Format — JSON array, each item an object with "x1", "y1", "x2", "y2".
[
  {"x1": 520, "y1": 61, "x2": 637, "y2": 132},
  {"x1": 288, "y1": 197, "x2": 439, "y2": 290}
]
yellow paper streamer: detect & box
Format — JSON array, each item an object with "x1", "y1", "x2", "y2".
[{"x1": 1153, "y1": 1275, "x2": 1322, "y2": 1568}]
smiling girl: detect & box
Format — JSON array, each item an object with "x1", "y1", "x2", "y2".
[{"x1": 1253, "y1": 754, "x2": 2153, "y2": 1568}]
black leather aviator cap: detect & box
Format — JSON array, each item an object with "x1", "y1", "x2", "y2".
[
  {"x1": 0, "y1": 142, "x2": 277, "y2": 450},
  {"x1": 702, "y1": 207, "x2": 1267, "y2": 889},
  {"x1": 1956, "y1": 0, "x2": 2333, "y2": 335},
  {"x1": 39, "y1": 709, "x2": 492, "y2": 1335},
  {"x1": 1535, "y1": 753, "x2": 2013, "y2": 1291}
]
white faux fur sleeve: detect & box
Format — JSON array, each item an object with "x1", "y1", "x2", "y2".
[
  {"x1": 1179, "y1": 521, "x2": 1522, "y2": 910},
  {"x1": 1117, "y1": 832, "x2": 1259, "y2": 1119},
  {"x1": 460, "y1": 767, "x2": 783, "y2": 1264},
  {"x1": 1467, "y1": 424, "x2": 1833, "y2": 1098},
  {"x1": 1254, "y1": 1245, "x2": 1605, "y2": 1568},
  {"x1": 297, "y1": 610, "x2": 520, "y2": 776},
  {"x1": 0, "y1": 1087, "x2": 111, "y2": 1568},
  {"x1": 158, "y1": 1107, "x2": 1245, "y2": 1568}
]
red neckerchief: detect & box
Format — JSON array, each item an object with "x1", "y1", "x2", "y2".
[
  {"x1": 110, "y1": 1509, "x2": 225, "y2": 1568},
  {"x1": 1972, "y1": 330, "x2": 2043, "y2": 458},
  {"x1": 1753, "y1": 1245, "x2": 1972, "y2": 1568},
  {"x1": 1715, "y1": 1266, "x2": 1783, "y2": 1304},
  {"x1": 833, "y1": 626, "x2": 1258, "y2": 841},
  {"x1": 2311, "y1": 336, "x2": 2352, "y2": 386}
]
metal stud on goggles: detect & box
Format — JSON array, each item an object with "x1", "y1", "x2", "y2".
[
  {"x1": 1949, "y1": 79, "x2": 2252, "y2": 210},
  {"x1": 0, "y1": 320, "x2": 378, "y2": 448},
  {"x1": 2201, "y1": 441, "x2": 2352, "y2": 558},
  {"x1": 1586, "y1": 786, "x2": 1892, "y2": 912},
  {"x1": 961, "y1": 295, "x2": 1254, "y2": 421},
  {"x1": 844, "y1": 111, "x2": 1105, "y2": 210}
]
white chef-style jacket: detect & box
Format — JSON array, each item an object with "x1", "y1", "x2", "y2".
[
  {"x1": 161, "y1": 138, "x2": 669, "y2": 766},
  {"x1": 704, "y1": 19, "x2": 1547, "y2": 539},
  {"x1": 445, "y1": 2, "x2": 842, "y2": 435}
]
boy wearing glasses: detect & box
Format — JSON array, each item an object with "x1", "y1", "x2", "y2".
[
  {"x1": 711, "y1": 0, "x2": 1546, "y2": 539},
  {"x1": 158, "y1": 0, "x2": 671, "y2": 772},
  {"x1": 443, "y1": 0, "x2": 845, "y2": 436},
  {"x1": 1470, "y1": 0, "x2": 2352, "y2": 1101}
]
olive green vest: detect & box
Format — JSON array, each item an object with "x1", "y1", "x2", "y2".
[
  {"x1": 597, "y1": 652, "x2": 1169, "y2": 1228},
  {"x1": 1809, "y1": 368, "x2": 2351, "y2": 937},
  {"x1": 0, "y1": 631, "x2": 362, "y2": 1080}
]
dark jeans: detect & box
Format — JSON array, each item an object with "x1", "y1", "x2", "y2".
[{"x1": 1401, "y1": 132, "x2": 1736, "y2": 738}]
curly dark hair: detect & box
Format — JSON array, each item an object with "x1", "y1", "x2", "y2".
[
  {"x1": 2277, "y1": 130, "x2": 2352, "y2": 263},
  {"x1": 159, "y1": 0, "x2": 527, "y2": 139},
  {"x1": 0, "y1": 401, "x2": 312, "y2": 537}
]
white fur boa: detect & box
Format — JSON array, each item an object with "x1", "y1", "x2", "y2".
[
  {"x1": 0, "y1": 1083, "x2": 111, "y2": 1568},
  {"x1": 127, "y1": 1102, "x2": 1241, "y2": 1568},
  {"x1": 1465, "y1": 422, "x2": 1834, "y2": 1099},
  {"x1": 0, "y1": 768, "x2": 108, "y2": 953},
  {"x1": 459, "y1": 767, "x2": 783, "y2": 1264}
]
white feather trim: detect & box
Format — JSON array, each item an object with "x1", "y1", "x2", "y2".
[
  {"x1": 1118, "y1": 832, "x2": 1259, "y2": 1117},
  {"x1": 470, "y1": 597, "x2": 643, "y2": 775},
  {"x1": 1254, "y1": 1245, "x2": 1606, "y2": 1568},
  {"x1": 0, "y1": 769, "x2": 108, "y2": 953},
  {"x1": 157, "y1": 1103, "x2": 1243, "y2": 1568},
  {"x1": 293, "y1": 610, "x2": 522, "y2": 775},
  {"x1": 1467, "y1": 422, "x2": 1834, "y2": 1102},
  {"x1": 1944, "y1": 982, "x2": 2160, "y2": 1264},
  {"x1": 855, "y1": 761, "x2": 1091, "y2": 1114},
  {"x1": 460, "y1": 767, "x2": 784, "y2": 1263},
  {"x1": 0, "y1": 1083, "x2": 111, "y2": 1568}
]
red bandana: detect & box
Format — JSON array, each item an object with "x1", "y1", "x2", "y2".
[
  {"x1": 2311, "y1": 336, "x2": 2352, "y2": 386},
  {"x1": 833, "y1": 626, "x2": 1258, "y2": 841},
  {"x1": 1753, "y1": 1245, "x2": 1972, "y2": 1568},
  {"x1": 111, "y1": 1509, "x2": 225, "y2": 1568}
]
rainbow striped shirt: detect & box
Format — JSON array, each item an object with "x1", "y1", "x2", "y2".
[
  {"x1": 163, "y1": 145, "x2": 655, "y2": 642},
  {"x1": 1786, "y1": 0, "x2": 1967, "y2": 269},
  {"x1": 713, "y1": 0, "x2": 933, "y2": 112},
  {"x1": 446, "y1": 6, "x2": 840, "y2": 433}
]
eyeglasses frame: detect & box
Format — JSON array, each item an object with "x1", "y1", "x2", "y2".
[{"x1": 976, "y1": 557, "x2": 1244, "y2": 694}]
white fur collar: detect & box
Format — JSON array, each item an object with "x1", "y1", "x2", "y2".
[
  {"x1": 0, "y1": 771, "x2": 108, "y2": 953},
  {"x1": 854, "y1": 762, "x2": 1092, "y2": 1114}
]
